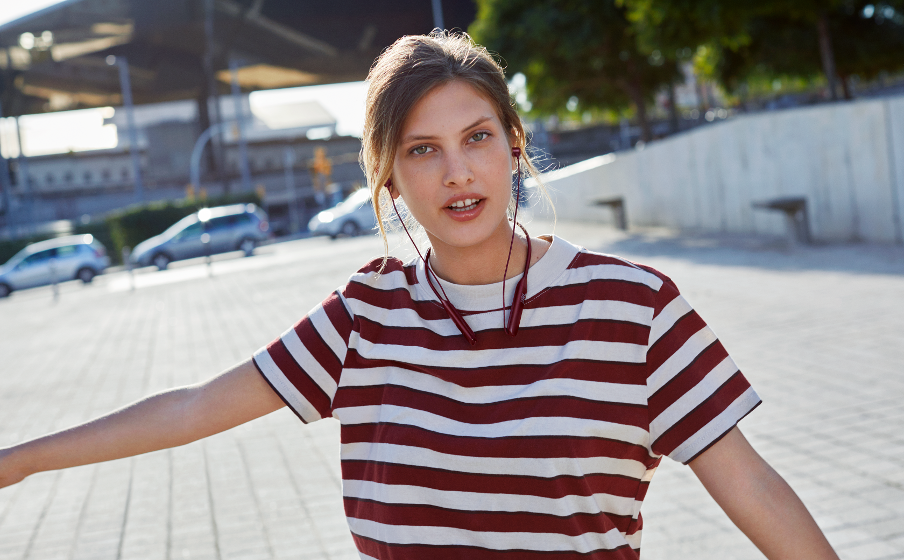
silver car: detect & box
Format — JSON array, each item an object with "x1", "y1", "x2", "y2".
[
  {"x1": 0, "y1": 234, "x2": 111, "y2": 297},
  {"x1": 131, "y1": 204, "x2": 271, "y2": 270},
  {"x1": 308, "y1": 188, "x2": 377, "y2": 238}
]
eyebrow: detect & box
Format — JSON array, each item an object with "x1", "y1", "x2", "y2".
[{"x1": 401, "y1": 116, "x2": 495, "y2": 144}]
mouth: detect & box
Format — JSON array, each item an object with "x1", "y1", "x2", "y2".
[{"x1": 446, "y1": 198, "x2": 483, "y2": 212}]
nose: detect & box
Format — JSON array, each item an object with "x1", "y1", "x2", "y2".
[{"x1": 441, "y1": 147, "x2": 474, "y2": 188}]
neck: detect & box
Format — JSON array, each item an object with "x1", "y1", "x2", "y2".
[{"x1": 426, "y1": 219, "x2": 529, "y2": 286}]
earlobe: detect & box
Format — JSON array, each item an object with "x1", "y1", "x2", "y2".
[
  {"x1": 384, "y1": 178, "x2": 400, "y2": 200},
  {"x1": 511, "y1": 146, "x2": 521, "y2": 172}
]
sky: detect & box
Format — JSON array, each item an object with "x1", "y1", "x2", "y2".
[
  {"x1": 250, "y1": 81, "x2": 368, "y2": 138},
  {"x1": 0, "y1": 81, "x2": 368, "y2": 158},
  {"x1": 0, "y1": 0, "x2": 66, "y2": 28},
  {"x1": 0, "y1": 108, "x2": 119, "y2": 158}
]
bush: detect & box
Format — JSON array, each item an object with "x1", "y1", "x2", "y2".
[
  {"x1": 0, "y1": 235, "x2": 47, "y2": 266},
  {"x1": 0, "y1": 193, "x2": 262, "y2": 266},
  {"x1": 105, "y1": 193, "x2": 262, "y2": 264},
  {"x1": 0, "y1": 227, "x2": 118, "y2": 265},
  {"x1": 74, "y1": 220, "x2": 118, "y2": 264}
]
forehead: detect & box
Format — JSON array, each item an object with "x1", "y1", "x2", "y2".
[{"x1": 401, "y1": 80, "x2": 501, "y2": 136}]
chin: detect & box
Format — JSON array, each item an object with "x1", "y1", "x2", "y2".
[{"x1": 433, "y1": 217, "x2": 510, "y2": 250}]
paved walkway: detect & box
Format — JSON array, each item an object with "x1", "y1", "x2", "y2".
[{"x1": 1, "y1": 220, "x2": 903, "y2": 560}]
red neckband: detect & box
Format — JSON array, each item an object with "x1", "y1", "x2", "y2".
[{"x1": 385, "y1": 146, "x2": 529, "y2": 345}]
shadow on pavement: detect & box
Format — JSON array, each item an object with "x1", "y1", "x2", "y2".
[{"x1": 563, "y1": 224, "x2": 904, "y2": 277}]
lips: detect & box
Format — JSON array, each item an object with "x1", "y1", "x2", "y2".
[
  {"x1": 448, "y1": 198, "x2": 481, "y2": 211},
  {"x1": 442, "y1": 194, "x2": 486, "y2": 222}
]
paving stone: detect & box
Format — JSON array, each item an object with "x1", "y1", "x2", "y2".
[{"x1": 1, "y1": 223, "x2": 903, "y2": 559}]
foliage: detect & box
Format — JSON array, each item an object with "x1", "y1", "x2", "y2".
[
  {"x1": 472, "y1": 0, "x2": 904, "y2": 124},
  {"x1": 74, "y1": 220, "x2": 118, "y2": 263},
  {"x1": 105, "y1": 192, "x2": 262, "y2": 263},
  {"x1": 0, "y1": 235, "x2": 48, "y2": 266},
  {"x1": 0, "y1": 223, "x2": 120, "y2": 266},
  {"x1": 470, "y1": 0, "x2": 681, "y2": 140},
  {"x1": 0, "y1": 192, "x2": 262, "y2": 267},
  {"x1": 622, "y1": 0, "x2": 904, "y2": 91}
]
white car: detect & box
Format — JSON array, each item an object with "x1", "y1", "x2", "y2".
[
  {"x1": 308, "y1": 188, "x2": 377, "y2": 238},
  {"x1": 0, "y1": 235, "x2": 111, "y2": 297}
]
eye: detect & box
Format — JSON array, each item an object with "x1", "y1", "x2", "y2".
[
  {"x1": 469, "y1": 131, "x2": 489, "y2": 143},
  {"x1": 411, "y1": 145, "x2": 433, "y2": 155}
]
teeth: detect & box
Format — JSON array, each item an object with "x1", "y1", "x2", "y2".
[{"x1": 450, "y1": 198, "x2": 477, "y2": 209}]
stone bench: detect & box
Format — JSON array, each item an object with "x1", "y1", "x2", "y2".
[
  {"x1": 594, "y1": 197, "x2": 627, "y2": 230},
  {"x1": 752, "y1": 196, "x2": 810, "y2": 244}
]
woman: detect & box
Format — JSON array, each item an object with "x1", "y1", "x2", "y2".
[{"x1": 0, "y1": 32, "x2": 837, "y2": 559}]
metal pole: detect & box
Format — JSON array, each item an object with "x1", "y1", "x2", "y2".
[
  {"x1": 113, "y1": 56, "x2": 145, "y2": 202},
  {"x1": 15, "y1": 117, "x2": 34, "y2": 232},
  {"x1": 619, "y1": 118, "x2": 630, "y2": 150},
  {"x1": 284, "y1": 147, "x2": 299, "y2": 234},
  {"x1": 205, "y1": 0, "x2": 226, "y2": 194},
  {"x1": 230, "y1": 60, "x2": 253, "y2": 193},
  {"x1": 0, "y1": 101, "x2": 12, "y2": 217},
  {"x1": 122, "y1": 246, "x2": 135, "y2": 291},
  {"x1": 817, "y1": 11, "x2": 839, "y2": 102},
  {"x1": 50, "y1": 257, "x2": 59, "y2": 301},
  {"x1": 431, "y1": 0, "x2": 444, "y2": 30},
  {"x1": 202, "y1": 231, "x2": 213, "y2": 275},
  {"x1": 884, "y1": 99, "x2": 904, "y2": 245},
  {"x1": 190, "y1": 122, "x2": 228, "y2": 191}
]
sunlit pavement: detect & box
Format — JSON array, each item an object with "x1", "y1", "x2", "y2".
[{"x1": 1, "y1": 220, "x2": 903, "y2": 560}]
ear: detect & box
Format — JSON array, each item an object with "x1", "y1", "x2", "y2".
[{"x1": 384, "y1": 178, "x2": 401, "y2": 200}]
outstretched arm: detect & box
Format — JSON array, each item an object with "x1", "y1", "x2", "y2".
[
  {"x1": 689, "y1": 427, "x2": 839, "y2": 560},
  {"x1": 0, "y1": 358, "x2": 284, "y2": 489}
]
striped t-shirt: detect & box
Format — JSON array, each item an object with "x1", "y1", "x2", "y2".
[{"x1": 252, "y1": 235, "x2": 761, "y2": 559}]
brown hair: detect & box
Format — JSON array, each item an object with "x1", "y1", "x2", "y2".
[{"x1": 360, "y1": 30, "x2": 549, "y2": 266}]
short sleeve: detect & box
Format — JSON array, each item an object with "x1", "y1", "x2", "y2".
[
  {"x1": 644, "y1": 274, "x2": 761, "y2": 464},
  {"x1": 252, "y1": 289, "x2": 354, "y2": 423}
]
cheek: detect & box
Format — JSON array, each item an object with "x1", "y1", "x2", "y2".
[
  {"x1": 392, "y1": 169, "x2": 437, "y2": 219},
  {"x1": 393, "y1": 153, "x2": 437, "y2": 189},
  {"x1": 483, "y1": 152, "x2": 515, "y2": 195}
]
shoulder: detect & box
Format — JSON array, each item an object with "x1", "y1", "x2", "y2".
[
  {"x1": 348, "y1": 256, "x2": 417, "y2": 284},
  {"x1": 343, "y1": 255, "x2": 420, "y2": 300},
  {"x1": 564, "y1": 245, "x2": 671, "y2": 293}
]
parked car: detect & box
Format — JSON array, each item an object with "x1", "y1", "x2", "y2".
[
  {"x1": 0, "y1": 234, "x2": 110, "y2": 297},
  {"x1": 130, "y1": 204, "x2": 270, "y2": 270},
  {"x1": 308, "y1": 188, "x2": 377, "y2": 238}
]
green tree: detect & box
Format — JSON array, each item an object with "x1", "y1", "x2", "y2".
[
  {"x1": 718, "y1": 2, "x2": 904, "y2": 98},
  {"x1": 622, "y1": 0, "x2": 904, "y2": 100},
  {"x1": 470, "y1": 0, "x2": 681, "y2": 141},
  {"x1": 835, "y1": 3, "x2": 904, "y2": 84}
]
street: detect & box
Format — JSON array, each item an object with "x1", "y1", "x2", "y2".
[{"x1": 1, "y1": 219, "x2": 903, "y2": 560}]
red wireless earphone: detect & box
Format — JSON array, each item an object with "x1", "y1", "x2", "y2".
[{"x1": 386, "y1": 146, "x2": 529, "y2": 346}]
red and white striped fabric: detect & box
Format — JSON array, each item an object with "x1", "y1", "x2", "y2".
[{"x1": 253, "y1": 235, "x2": 761, "y2": 559}]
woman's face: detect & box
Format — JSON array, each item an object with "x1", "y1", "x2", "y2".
[{"x1": 391, "y1": 80, "x2": 515, "y2": 252}]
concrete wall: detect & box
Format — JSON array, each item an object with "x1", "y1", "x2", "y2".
[{"x1": 536, "y1": 95, "x2": 904, "y2": 244}]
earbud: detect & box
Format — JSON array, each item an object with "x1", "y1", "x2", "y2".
[
  {"x1": 384, "y1": 147, "x2": 531, "y2": 346},
  {"x1": 387, "y1": 191, "x2": 479, "y2": 345},
  {"x1": 504, "y1": 223, "x2": 530, "y2": 337},
  {"x1": 502, "y1": 145, "x2": 527, "y2": 335}
]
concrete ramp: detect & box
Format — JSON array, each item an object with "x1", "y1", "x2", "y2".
[{"x1": 537, "y1": 96, "x2": 904, "y2": 244}]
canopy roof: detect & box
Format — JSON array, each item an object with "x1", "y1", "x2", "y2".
[{"x1": 0, "y1": 0, "x2": 476, "y2": 116}]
